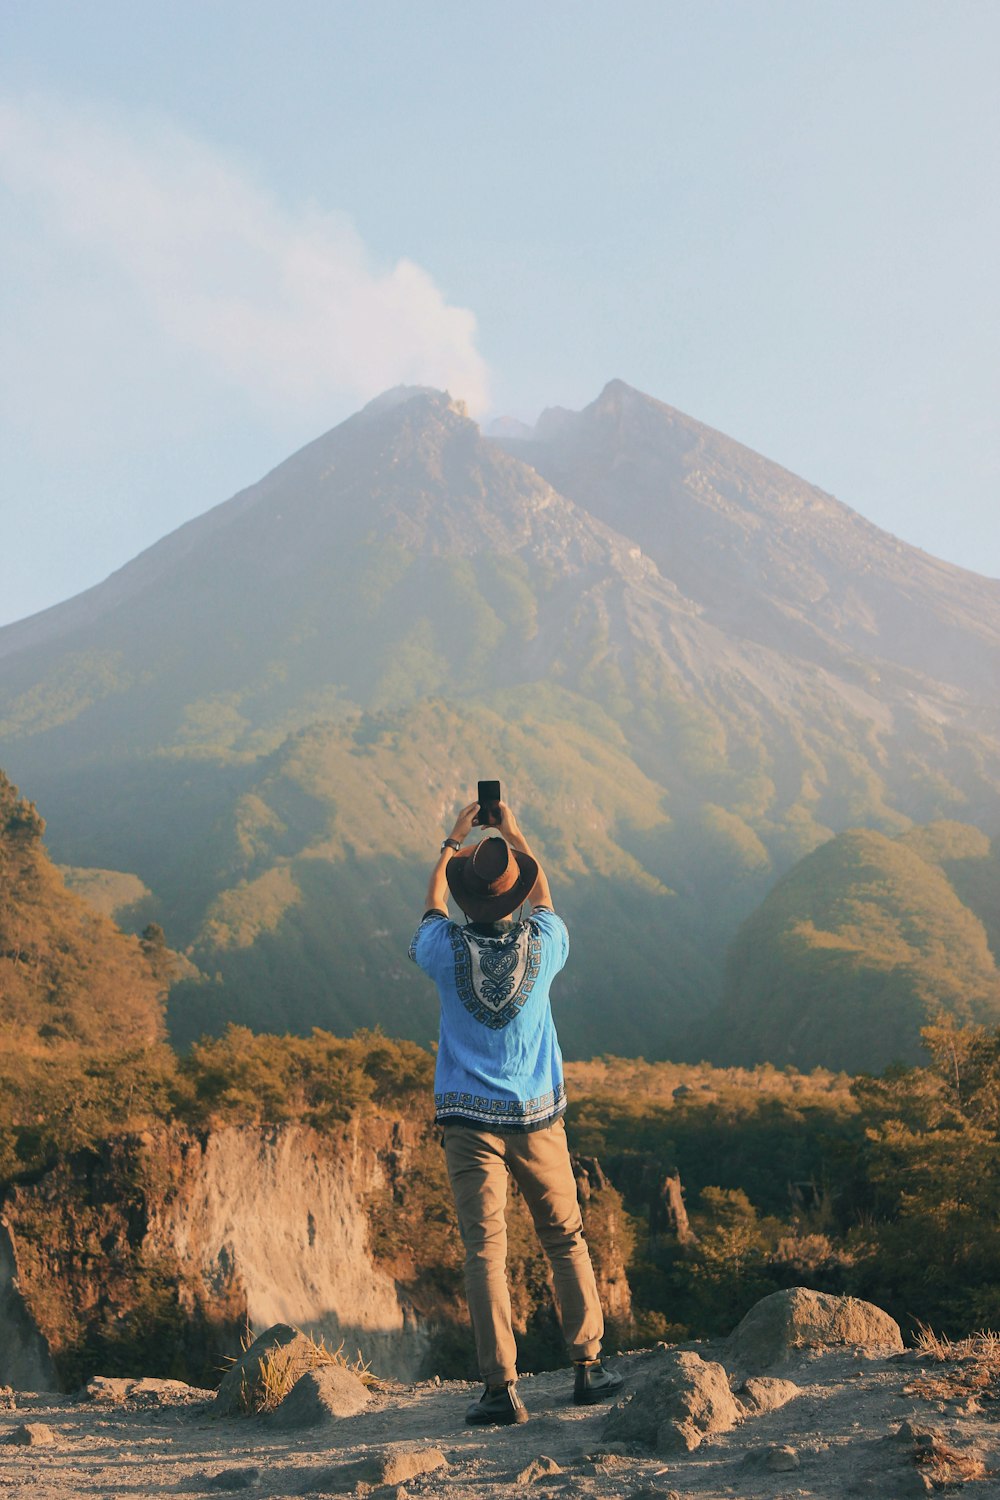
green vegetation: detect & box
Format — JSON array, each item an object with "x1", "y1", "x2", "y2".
[
  {"x1": 0, "y1": 1027, "x2": 433, "y2": 1183},
  {"x1": 5, "y1": 1017, "x2": 1000, "y2": 1381},
  {"x1": 567, "y1": 1025, "x2": 1000, "y2": 1342}
]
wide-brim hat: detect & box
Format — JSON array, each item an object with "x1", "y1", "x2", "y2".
[{"x1": 446, "y1": 836, "x2": 539, "y2": 922}]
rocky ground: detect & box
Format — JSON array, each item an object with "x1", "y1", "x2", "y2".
[{"x1": 2, "y1": 1294, "x2": 999, "y2": 1500}]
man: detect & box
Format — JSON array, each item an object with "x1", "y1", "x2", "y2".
[{"x1": 408, "y1": 798, "x2": 624, "y2": 1425}]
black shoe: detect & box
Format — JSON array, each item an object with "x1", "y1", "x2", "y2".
[
  {"x1": 573, "y1": 1360, "x2": 624, "y2": 1405},
  {"x1": 465, "y1": 1383, "x2": 529, "y2": 1425}
]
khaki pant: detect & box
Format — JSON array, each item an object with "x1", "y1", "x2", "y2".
[{"x1": 443, "y1": 1117, "x2": 604, "y2": 1385}]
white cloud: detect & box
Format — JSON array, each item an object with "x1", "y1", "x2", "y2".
[{"x1": 0, "y1": 94, "x2": 490, "y2": 420}]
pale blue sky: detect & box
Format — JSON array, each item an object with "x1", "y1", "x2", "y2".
[{"x1": 2, "y1": 0, "x2": 998, "y2": 626}]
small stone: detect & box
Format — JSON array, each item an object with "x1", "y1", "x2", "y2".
[
  {"x1": 4, "y1": 1422, "x2": 58, "y2": 1446},
  {"x1": 891, "y1": 1473, "x2": 934, "y2": 1497},
  {"x1": 130, "y1": 1376, "x2": 211, "y2": 1404},
  {"x1": 357, "y1": 1446, "x2": 449, "y2": 1487},
  {"x1": 517, "y1": 1456, "x2": 563, "y2": 1483},
  {"x1": 743, "y1": 1444, "x2": 800, "y2": 1472},
  {"x1": 893, "y1": 1419, "x2": 939, "y2": 1446},
  {"x1": 209, "y1": 1469, "x2": 260, "y2": 1492},
  {"x1": 738, "y1": 1375, "x2": 799, "y2": 1414},
  {"x1": 0, "y1": 1387, "x2": 14, "y2": 1410}
]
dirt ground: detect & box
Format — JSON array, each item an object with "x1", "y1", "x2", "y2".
[{"x1": 2, "y1": 1343, "x2": 999, "y2": 1500}]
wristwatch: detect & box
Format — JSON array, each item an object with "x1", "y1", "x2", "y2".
[{"x1": 441, "y1": 837, "x2": 462, "y2": 853}]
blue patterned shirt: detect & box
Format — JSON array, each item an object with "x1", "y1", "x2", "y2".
[{"x1": 408, "y1": 907, "x2": 570, "y2": 1131}]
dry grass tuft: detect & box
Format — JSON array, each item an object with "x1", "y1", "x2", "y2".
[
  {"x1": 914, "y1": 1436, "x2": 987, "y2": 1487},
  {"x1": 228, "y1": 1327, "x2": 384, "y2": 1415},
  {"x1": 907, "y1": 1324, "x2": 1000, "y2": 1414},
  {"x1": 912, "y1": 1323, "x2": 1000, "y2": 1364}
]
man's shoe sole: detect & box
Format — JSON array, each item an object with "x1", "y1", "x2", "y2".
[
  {"x1": 465, "y1": 1408, "x2": 529, "y2": 1425},
  {"x1": 573, "y1": 1379, "x2": 625, "y2": 1406}
]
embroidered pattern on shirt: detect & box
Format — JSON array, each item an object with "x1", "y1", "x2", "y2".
[
  {"x1": 450, "y1": 922, "x2": 543, "y2": 1030},
  {"x1": 434, "y1": 1082, "x2": 567, "y2": 1127}
]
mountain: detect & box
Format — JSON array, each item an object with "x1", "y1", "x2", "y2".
[
  {"x1": 1, "y1": 382, "x2": 998, "y2": 1063},
  {"x1": 507, "y1": 382, "x2": 1000, "y2": 702}
]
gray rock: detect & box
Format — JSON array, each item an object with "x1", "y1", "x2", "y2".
[
  {"x1": 215, "y1": 1323, "x2": 318, "y2": 1416},
  {"x1": 267, "y1": 1365, "x2": 370, "y2": 1429},
  {"x1": 517, "y1": 1455, "x2": 563, "y2": 1483},
  {"x1": 891, "y1": 1419, "x2": 938, "y2": 1448},
  {"x1": 849, "y1": 1472, "x2": 933, "y2": 1496},
  {"x1": 85, "y1": 1374, "x2": 212, "y2": 1406},
  {"x1": 602, "y1": 1348, "x2": 742, "y2": 1454},
  {"x1": 355, "y1": 1446, "x2": 449, "y2": 1487},
  {"x1": 301, "y1": 1447, "x2": 447, "y2": 1495},
  {"x1": 84, "y1": 1376, "x2": 132, "y2": 1403},
  {"x1": 726, "y1": 1288, "x2": 903, "y2": 1374},
  {"x1": 129, "y1": 1376, "x2": 211, "y2": 1404},
  {"x1": 209, "y1": 1469, "x2": 260, "y2": 1492},
  {"x1": 743, "y1": 1444, "x2": 800, "y2": 1471},
  {"x1": 738, "y1": 1375, "x2": 800, "y2": 1413},
  {"x1": 3, "y1": 1422, "x2": 58, "y2": 1446}
]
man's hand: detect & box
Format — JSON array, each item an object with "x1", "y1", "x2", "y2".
[
  {"x1": 496, "y1": 801, "x2": 525, "y2": 848},
  {"x1": 448, "y1": 802, "x2": 480, "y2": 846}
]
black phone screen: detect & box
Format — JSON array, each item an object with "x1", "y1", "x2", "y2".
[{"x1": 477, "y1": 780, "x2": 501, "y2": 826}]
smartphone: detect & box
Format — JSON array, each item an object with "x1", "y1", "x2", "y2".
[{"x1": 475, "y1": 780, "x2": 502, "y2": 827}]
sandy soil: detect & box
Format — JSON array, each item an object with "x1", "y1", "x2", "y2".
[{"x1": 1, "y1": 1344, "x2": 998, "y2": 1500}]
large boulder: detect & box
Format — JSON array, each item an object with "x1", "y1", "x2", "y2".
[
  {"x1": 726, "y1": 1289, "x2": 903, "y2": 1375},
  {"x1": 266, "y1": 1365, "x2": 370, "y2": 1429},
  {"x1": 601, "y1": 1349, "x2": 742, "y2": 1453},
  {"x1": 214, "y1": 1324, "x2": 319, "y2": 1416}
]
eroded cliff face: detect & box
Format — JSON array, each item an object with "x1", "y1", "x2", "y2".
[
  {"x1": 146, "y1": 1119, "x2": 429, "y2": 1379},
  {"x1": 0, "y1": 1216, "x2": 58, "y2": 1389},
  {"x1": 0, "y1": 1113, "x2": 633, "y2": 1391}
]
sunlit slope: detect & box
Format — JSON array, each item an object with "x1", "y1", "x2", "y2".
[
  {"x1": 0, "y1": 386, "x2": 998, "y2": 1062},
  {"x1": 706, "y1": 821, "x2": 1000, "y2": 1072},
  {"x1": 513, "y1": 379, "x2": 1000, "y2": 704},
  {"x1": 0, "y1": 771, "x2": 165, "y2": 1052}
]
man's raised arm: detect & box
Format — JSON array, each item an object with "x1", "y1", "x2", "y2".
[
  {"x1": 424, "y1": 801, "x2": 480, "y2": 914},
  {"x1": 496, "y1": 803, "x2": 553, "y2": 910}
]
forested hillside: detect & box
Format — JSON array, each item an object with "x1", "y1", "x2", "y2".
[
  {"x1": 705, "y1": 820, "x2": 1000, "y2": 1070},
  {"x1": 0, "y1": 770, "x2": 165, "y2": 1054}
]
